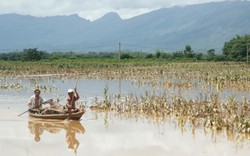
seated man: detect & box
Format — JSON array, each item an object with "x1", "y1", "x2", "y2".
[{"x1": 28, "y1": 89, "x2": 52, "y2": 113}]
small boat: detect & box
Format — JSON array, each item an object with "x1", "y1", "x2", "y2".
[{"x1": 29, "y1": 108, "x2": 85, "y2": 120}]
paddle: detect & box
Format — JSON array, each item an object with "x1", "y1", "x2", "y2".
[{"x1": 18, "y1": 99, "x2": 52, "y2": 116}]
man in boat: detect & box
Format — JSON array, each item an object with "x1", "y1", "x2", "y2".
[
  {"x1": 28, "y1": 89, "x2": 52, "y2": 110},
  {"x1": 66, "y1": 88, "x2": 80, "y2": 113}
]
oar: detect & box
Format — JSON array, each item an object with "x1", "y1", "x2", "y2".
[
  {"x1": 75, "y1": 79, "x2": 79, "y2": 88},
  {"x1": 18, "y1": 99, "x2": 52, "y2": 116}
]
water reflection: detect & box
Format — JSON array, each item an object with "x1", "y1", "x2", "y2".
[
  {"x1": 28, "y1": 118, "x2": 85, "y2": 154},
  {"x1": 93, "y1": 109, "x2": 250, "y2": 147}
]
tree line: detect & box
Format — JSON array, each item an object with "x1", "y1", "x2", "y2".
[{"x1": 0, "y1": 35, "x2": 249, "y2": 62}]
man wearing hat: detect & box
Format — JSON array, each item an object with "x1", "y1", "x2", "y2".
[{"x1": 66, "y1": 87, "x2": 80, "y2": 113}]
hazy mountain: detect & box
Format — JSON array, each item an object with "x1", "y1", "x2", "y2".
[{"x1": 0, "y1": 1, "x2": 250, "y2": 53}]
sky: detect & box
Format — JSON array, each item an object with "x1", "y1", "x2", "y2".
[{"x1": 0, "y1": 0, "x2": 239, "y2": 21}]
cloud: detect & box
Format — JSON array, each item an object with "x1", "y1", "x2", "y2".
[{"x1": 0, "y1": 0, "x2": 236, "y2": 21}]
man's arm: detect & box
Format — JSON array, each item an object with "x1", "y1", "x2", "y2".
[
  {"x1": 28, "y1": 96, "x2": 33, "y2": 108},
  {"x1": 74, "y1": 88, "x2": 80, "y2": 100}
]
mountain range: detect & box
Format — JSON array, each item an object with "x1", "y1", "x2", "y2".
[{"x1": 0, "y1": 1, "x2": 250, "y2": 53}]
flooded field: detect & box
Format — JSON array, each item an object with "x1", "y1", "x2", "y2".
[
  {"x1": 0, "y1": 62, "x2": 250, "y2": 156},
  {"x1": 1, "y1": 107, "x2": 250, "y2": 156}
]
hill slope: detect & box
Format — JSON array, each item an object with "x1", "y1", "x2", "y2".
[{"x1": 0, "y1": 1, "x2": 250, "y2": 53}]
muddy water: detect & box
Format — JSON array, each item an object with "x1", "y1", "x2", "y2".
[
  {"x1": 0, "y1": 77, "x2": 250, "y2": 156},
  {"x1": 0, "y1": 106, "x2": 250, "y2": 156}
]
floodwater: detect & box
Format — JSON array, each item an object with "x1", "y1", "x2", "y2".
[{"x1": 0, "y1": 77, "x2": 250, "y2": 156}]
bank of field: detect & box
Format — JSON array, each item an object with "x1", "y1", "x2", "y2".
[{"x1": 1, "y1": 59, "x2": 249, "y2": 79}]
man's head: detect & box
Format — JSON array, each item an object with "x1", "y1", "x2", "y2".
[
  {"x1": 68, "y1": 89, "x2": 74, "y2": 94},
  {"x1": 34, "y1": 89, "x2": 41, "y2": 97},
  {"x1": 34, "y1": 89, "x2": 41, "y2": 94}
]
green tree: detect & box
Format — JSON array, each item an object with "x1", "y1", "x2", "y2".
[
  {"x1": 196, "y1": 53, "x2": 203, "y2": 60},
  {"x1": 120, "y1": 53, "x2": 133, "y2": 59},
  {"x1": 184, "y1": 45, "x2": 194, "y2": 58},
  {"x1": 223, "y1": 34, "x2": 250, "y2": 59},
  {"x1": 207, "y1": 49, "x2": 215, "y2": 56},
  {"x1": 172, "y1": 51, "x2": 184, "y2": 58},
  {"x1": 207, "y1": 49, "x2": 216, "y2": 61},
  {"x1": 185, "y1": 45, "x2": 192, "y2": 52},
  {"x1": 0, "y1": 51, "x2": 22, "y2": 61},
  {"x1": 155, "y1": 51, "x2": 161, "y2": 58},
  {"x1": 21, "y1": 48, "x2": 47, "y2": 61},
  {"x1": 145, "y1": 53, "x2": 154, "y2": 59}
]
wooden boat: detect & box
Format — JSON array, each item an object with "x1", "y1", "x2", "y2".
[{"x1": 29, "y1": 108, "x2": 85, "y2": 120}]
